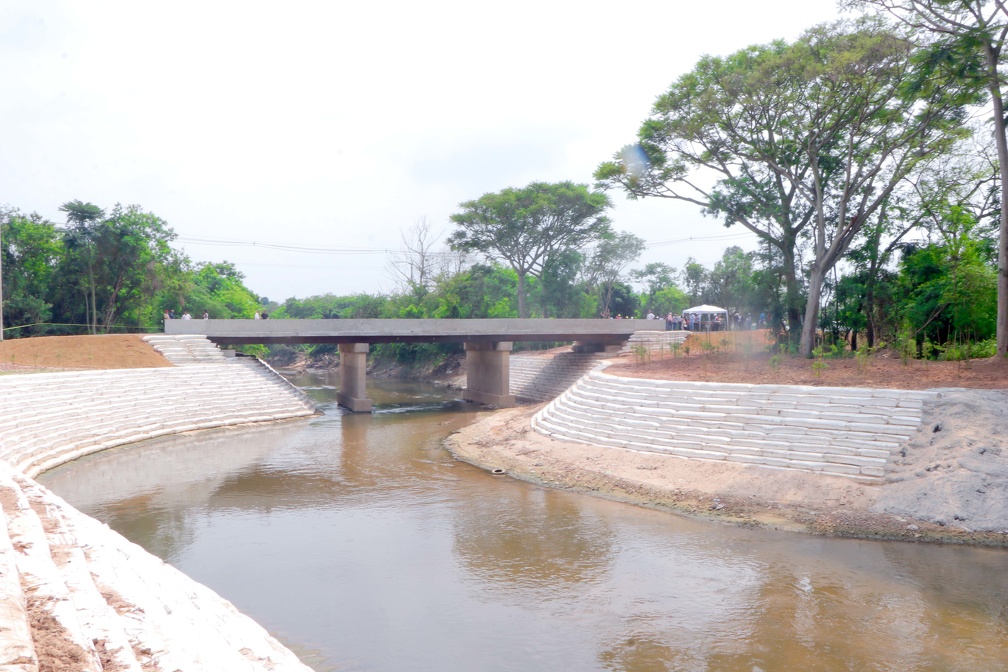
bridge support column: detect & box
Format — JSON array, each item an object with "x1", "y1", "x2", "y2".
[
  {"x1": 336, "y1": 343, "x2": 373, "y2": 412},
  {"x1": 462, "y1": 341, "x2": 515, "y2": 407}
]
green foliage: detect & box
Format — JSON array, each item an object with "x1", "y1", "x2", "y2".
[
  {"x1": 607, "y1": 282, "x2": 639, "y2": 319},
  {"x1": 597, "y1": 16, "x2": 974, "y2": 356},
  {"x1": 182, "y1": 262, "x2": 260, "y2": 319},
  {"x1": 854, "y1": 345, "x2": 871, "y2": 372},
  {"x1": 449, "y1": 181, "x2": 612, "y2": 317},
  {"x1": 940, "y1": 338, "x2": 996, "y2": 361},
  {"x1": 586, "y1": 231, "x2": 646, "y2": 318},
  {"x1": 897, "y1": 238, "x2": 996, "y2": 345},
  {"x1": 0, "y1": 210, "x2": 62, "y2": 336},
  {"x1": 811, "y1": 347, "x2": 829, "y2": 377}
]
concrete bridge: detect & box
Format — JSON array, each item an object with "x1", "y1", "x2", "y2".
[{"x1": 165, "y1": 319, "x2": 663, "y2": 411}]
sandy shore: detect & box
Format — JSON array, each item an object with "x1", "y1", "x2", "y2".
[{"x1": 446, "y1": 387, "x2": 1008, "y2": 547}]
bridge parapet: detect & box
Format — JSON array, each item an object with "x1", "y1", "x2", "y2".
[{"x1": 165, "y1": 318, "x2": 663, "y2": 345}]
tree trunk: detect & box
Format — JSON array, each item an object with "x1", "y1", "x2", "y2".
[
  {"x1": 88, "y1": 264, "x2": 97, "y2": 336},
  {"x1": 865, "y1": 280, "x2": 877, "y2": 349},
  {"x1": 781, "y1": 246, "x2": 803, "y2": 344},
  {"x1": 800, "y1": 264, "x2": 827, "y2": 357},
  {"x1": 985, "y1": 44, "x2": 1008, "y2": 358},
  {"x1": 517, "y1": 273, "x2": 528, "y2": 318},
  {"x1": 865, "y1": 257, "x2": 879, "y2": 349}
]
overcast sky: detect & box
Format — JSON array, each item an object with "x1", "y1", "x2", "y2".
[{"x1": 2, "y1": 1, "x2": 844, "y2": 302}]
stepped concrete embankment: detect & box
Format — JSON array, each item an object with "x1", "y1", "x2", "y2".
[
  {"x1": 533, "y1": 364, "x2": 934, "y2": 482},
  {"x1": 452, "y1": 351, "x2": 1008, "y2": 545},
  {"x1": 0, "y1": 335, "x2": 316, "y2": 671},
  {"x1": 506, "y1": 333, "x2": 691, "y2": 403}
]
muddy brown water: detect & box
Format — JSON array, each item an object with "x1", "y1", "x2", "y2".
[{"x1": 39, "y1": 373, "x2": 1008, "y2": 671}]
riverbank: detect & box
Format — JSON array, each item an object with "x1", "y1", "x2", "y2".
[
  {"x1": 447, "y1": 383, "x2": 1008, "y2": 547},
  {"x1": 0, "y1": 334, "x2": 317, "y2": 671}
]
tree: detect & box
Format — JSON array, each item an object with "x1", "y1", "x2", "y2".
[
  {"x1": 707, "y1": 246, "x2": 758, "y2": 319},
  {"x1": 59, "y1": 200, "x2": 105, "y2": 334},
  {"x1": 54, "y1": 202, "x2": 177, "y2": 333},
  {"x1": 538, "y1": 248, "x2": 589, "y2": 318},
  {"x1": 187, "y1": 261, "x2": 261, "y2": 318},
  {"x1": 629, "y1": 262, "x2": 677, "y2": 312},
  {"x1": 389, "y1": 216, "x2": 443, "y2": 300},
  {"x1": 0, "y1": 209, "x2": 63, "y2": 337},
  {"x1": 584, "y1": 232, "x2": 646, "y2": 317},
  {"x1": 597, "y1": 18, "x2": 972, "y2": 355},
  {"x1": 680, "y1": 258, "x2": 709, "y2": 306},
  {"x1": 842, "y1": 0, "x2": 1008, "y2": 356},
  {"x1": 448, "y1": 181, "x2": 612, "y2": 317},
  {"x1": 92, "y1": 205, "x2": 176, "y2": 330}
]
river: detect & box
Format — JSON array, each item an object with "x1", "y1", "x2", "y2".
[{"x1": 39, "y1": 373, "x2": 1008, "y2": 671}]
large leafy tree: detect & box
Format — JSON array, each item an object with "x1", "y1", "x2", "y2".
[
  {"x1": 597, "y1": 18, "x2": 972, "y2": 355},
  {"x1": 92, "y1": 204, "x2": 176, "y2": 329},
  {"x1": 185, "y1": 261, "x2": 261, "y2": 318},
  {"x1": 54, "y1": 202, "x2": 177, "y2": 333},
  {"x1": 707, "y1": 246, "x2": 758, "y2": 319},
  {"x1": 0, "y1": 209, "x2": 63, "y2": 337},
  {"x1": 59, "y1": 200, "x2": 105, "y2": 333},
  {"x1": 584, "y1": 232, "x2": 646, "y2": 318},
  {"x1": 843, "y1": 0, "x2": 1008, "y2": 356},
  {"x1": 448, "y1": 181, "x2": 612, "y2": 318},
  {"x1": 630, "y1": 261, "x2": 678, "y2": 313}
]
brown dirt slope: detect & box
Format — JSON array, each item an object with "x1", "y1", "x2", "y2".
[
  {"x1": 0, "y1": 335, "x2": 171, "y2": 372},
  {"x1": 616, "y1": 329, "x2": 1008, "y2": 389}
]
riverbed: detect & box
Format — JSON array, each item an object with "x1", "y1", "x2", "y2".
[{"x1": 39, "y1": 374, "x2": 1008, "y2": 671}]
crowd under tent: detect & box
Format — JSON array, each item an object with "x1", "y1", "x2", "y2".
[{"x1": 682, "y1": 304, "x2": 729, "y2": 330}]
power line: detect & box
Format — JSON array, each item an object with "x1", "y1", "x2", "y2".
[
  {"x1": 176, "y1": 236, "x2": 387, "y2": 255},
  {"x1": 647, "y1": 231, "x2": 758, "y2": 247},
  {"x1": 176, "y1": 229, "x2": 759, "y2": 257}
]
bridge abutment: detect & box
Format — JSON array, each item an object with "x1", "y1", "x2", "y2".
[
  {"x1": 336, "y1": 343, "x2": 373, "y2": 412},
  {"x1": 462, "y1": 341, "x2": 516, "y2": 407}
]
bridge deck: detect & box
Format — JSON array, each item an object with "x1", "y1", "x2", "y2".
[{"x1": 164, "y1": 318, "x2": 664, "y2": 345}]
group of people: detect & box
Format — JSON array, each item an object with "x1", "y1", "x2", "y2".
[
  {"x1": 163, "y1": 309, "x2": 209, "y2": 320},
  {"x1": 162, "y1": 310, "x2": 270, "y2": 321},
  {"x1": 660, "y1": 312, "x2": 726, "y2": 332}
]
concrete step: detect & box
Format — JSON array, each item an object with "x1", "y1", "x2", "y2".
[{"x1": 532, "y1": 365, "x2": 935, "y2": 482}]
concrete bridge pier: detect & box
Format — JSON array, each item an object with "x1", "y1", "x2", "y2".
[
  {"x1": 462, "y1": 341, "x2": 516, "y2": 407},
  {"x1": 336, "y1": 343, "x2": 373, "y2": 412}
]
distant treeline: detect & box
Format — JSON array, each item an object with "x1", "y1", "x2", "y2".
[{"x1": 1, "y1": 194, "x2": 999, "y2": 365}]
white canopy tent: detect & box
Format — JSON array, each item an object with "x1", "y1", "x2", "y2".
[
  {"x1": 683, "y1": 304, "x2": 728, "y2": 316},
  {"x1": 682, "y1": 304, "x2": 728, "y2": 331}
]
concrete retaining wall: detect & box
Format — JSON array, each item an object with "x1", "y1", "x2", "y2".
[
  {"x1": 532, "y1": 364, "x2": 935, "y2": 482},
  {"x1": 0, "y1": 337, "x2": 316, "y2": 671},
  {"x1": 509, "y1": 352, "x2": 605, "y2": 402}
]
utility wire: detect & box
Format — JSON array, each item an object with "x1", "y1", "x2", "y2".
[
  {"x1": 176, "y1": 236, "x2": 386, "y2": 255},
  {"x1": 176, "y1": 229, "x2": 757, "y2": 256}
]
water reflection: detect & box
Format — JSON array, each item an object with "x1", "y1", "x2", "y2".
[{"x1": 38, "y1": 375, "x2": 1008, "y2": 672}]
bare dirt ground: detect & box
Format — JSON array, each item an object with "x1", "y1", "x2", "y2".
[
  {"x1": 0, "y1": 335, "x2": 171, "y2": 372},
  {"x1": 613, "y1": 330, "x2": 1008, "y2": 389}
]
